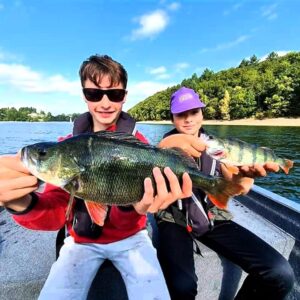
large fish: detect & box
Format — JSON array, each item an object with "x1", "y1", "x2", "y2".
[
  {"x1": 21, "y1": 131, "x2": 247, "y2": 222},
  {"x1": 205, "y1": 134, "x2": 293, "y2": 174}
]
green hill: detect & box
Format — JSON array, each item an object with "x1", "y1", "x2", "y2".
[{"x1": 128, "y1": 52, "x2": 300, "y2": 121}]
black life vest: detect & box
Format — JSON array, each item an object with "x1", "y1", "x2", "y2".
[
  {"x1": 156, "y1": 128, "x2": 220, "y2": 238},
  {"x1": 56, "y1": 111, "x2": 138, "y2": 256}
]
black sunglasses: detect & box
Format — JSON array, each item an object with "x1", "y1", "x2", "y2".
[{"x1": 82, "y1": 88, "x2": 127, "y2": 103}]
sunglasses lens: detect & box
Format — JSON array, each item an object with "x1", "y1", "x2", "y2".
[
  {"x1": 106, "y1": 89, "x2": 126, "y2": 102},
  {"x1": 83, "y1": 89, "x2": 126, "y2": 102},
  {"x1": 83, "y1": 89, "x2": 104, "y2": 102}
]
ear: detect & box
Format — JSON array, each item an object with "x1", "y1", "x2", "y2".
[{"x1": 122, "y1": 90, "x2": 128, "y2": 104}]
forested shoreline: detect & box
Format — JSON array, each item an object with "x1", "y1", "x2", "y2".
[
  {"x1": 0, "y1": 107, "x2": 80, "y2": 122},
  {"x1": 1, "y1": 52, "x2": 300, "y2": 122},
  {"x1": 129, "y1": 52, "x2": 300, "y2": 121}
]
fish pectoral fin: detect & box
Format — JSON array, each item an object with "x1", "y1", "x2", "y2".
[
  {"x1": 85, "y1": 201, "x2": 108, "y2": 226},
  {"x1": 222, "y1": 162, "x2": 239, "y2": 175}
]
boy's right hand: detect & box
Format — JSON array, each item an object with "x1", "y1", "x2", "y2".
[
  {"x1": 0, "y1": 154, "x2": 38, "y2": 211},
  {"x1": 158, "y1": 134, "x2": 206, "y2": 158}
]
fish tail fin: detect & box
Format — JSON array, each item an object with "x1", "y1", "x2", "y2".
[
  {"x1": 85, "y1": 201, "x2": 108, "y2": 226},
  {"x1": 204, "y1": 177, "x2": 252, "y2": 209},
  {"x1": 281, "y1": 159, "x2": 294, "y2": 175}
]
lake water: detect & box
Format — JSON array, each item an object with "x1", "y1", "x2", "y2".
[{"x1": 0, "y1": 121, "x2": 299, "y2": 204}]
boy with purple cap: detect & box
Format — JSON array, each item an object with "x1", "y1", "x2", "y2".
[
  {"x1": 170, "y1": 87, "x2": 206, "y2": 114},
  {"x1": 155, "y1": 87, "x2": 294, "y2": 300}
]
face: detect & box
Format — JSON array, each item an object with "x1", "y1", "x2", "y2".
[
  {"x1": 172, "y1": 108, "x2": 203, "y2": 136},
  {"x1": 83, "y1": 76, "x2": 127, "y2": 132}
]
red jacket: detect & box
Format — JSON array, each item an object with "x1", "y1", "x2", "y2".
[{"x1": 13, "y1": 125, "x2": 148, "y2": 244}]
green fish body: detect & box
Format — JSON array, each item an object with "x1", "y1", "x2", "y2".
[
  {"x1": 205, "y1": 135, "x2": 293, "y2": 174},
  {"x1": 21, "y1": 131, "x2": 243, "y2": 208}
]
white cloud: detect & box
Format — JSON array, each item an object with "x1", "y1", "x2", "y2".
[
  {"x1": 174, "y1": 62, "x2": 189, "y2": 72},
  {"x1": 261, "y1": 3, "x2": 278, "y2": 21},
  {"x1": 0, "y1": 49, "x2": 20, "y2": 62},
  {"x1": 0, "y1": 62, "x2": 79, "y2": 95},
  {"x1": 131, "y1": 10, "x2": 169, "y2": 40},
  {"x1": 124, "y1": 80, "x2": 175, "y2": 110},
  {"x1": 147, "y1": 65, "x2": 171, "y2": 80},
  {"x1": 149, "y1": 66, "x2": 167, "y2": 75},
  {"x1": 167, "y1": 2, "x2": 180, "y2": 11},
  {"x1": 200, "y1": 35, "x2": 250, "y2": 53},
  {"x1": 223, "y1": 2, "x2": 243, "y2": 15}
]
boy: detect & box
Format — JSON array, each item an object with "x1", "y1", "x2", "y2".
[
  {"x1": 0, "y1": 56, "x2": 194, "y2": 300},
  {"x1": 155, "y1": 87, "x2": 295, "y2": 300}
]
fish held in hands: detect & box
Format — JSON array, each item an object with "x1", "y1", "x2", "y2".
[
  {"x1": 21, "y1": 131, "x2": 246, "y2": 216},
  {"x1": 205, "y1": 135, "x2": 293, "y2": 175}
]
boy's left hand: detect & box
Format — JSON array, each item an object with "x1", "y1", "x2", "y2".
[
  {"x1": 158, "y1": 134, "x2": 206, "y2": 158},
  {"x1": 220, "y1": 162, "x2": 280, "y2": 195},
  {"x1": 134, "y1": 167, "x2": 192, "y2": 215}
]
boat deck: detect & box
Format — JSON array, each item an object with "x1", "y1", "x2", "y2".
[{"x1": 0, "y1": 186, "x2": 299, "y2": 300}]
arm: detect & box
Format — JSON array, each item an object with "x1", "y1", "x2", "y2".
[
  {"x1": 0, "y1": 154, "x2": 69, "y2": 230},
  {"x1": 0, "y1": 154, "x2": 37, "y2": 211}
]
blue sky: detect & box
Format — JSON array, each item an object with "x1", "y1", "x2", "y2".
[{"x1": 0, "y1": 0, "x2": 299, "y2": 115}]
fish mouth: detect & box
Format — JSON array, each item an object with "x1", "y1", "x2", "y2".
[
  {"x1": 207, "y1": 148, "x2": 226, "y2": 159},
  {"x1": 20, "y1": 147, "x2": 37, "y2": 171},
  {"x1": 20, "y1": 147, "x2": 29, "y2": 168}
]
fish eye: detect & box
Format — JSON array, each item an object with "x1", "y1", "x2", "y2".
[{"x1": 38, "y1": 148, "x2": 47, "y2": 157}]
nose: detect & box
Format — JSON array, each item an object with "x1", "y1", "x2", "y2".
[
  {"x1": 185, "y1": 115, "x2": 193, "y2": 122},
  {"x1": 99, "y1": 94, "x2": 111, "y2": 107}
]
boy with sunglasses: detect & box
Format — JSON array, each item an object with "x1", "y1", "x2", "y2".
[{"x1": 0, "y1": 55, "x2": 198, "y2": 300}]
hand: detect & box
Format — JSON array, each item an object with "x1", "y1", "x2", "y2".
[
  {"x1": 0, "y1": 154, "x2": 38, "y2": 211},
  {"x1": 220, "y1": 162, "x2": 280, "y2": 195},
  {"x1": 158, "y1": 134, "x2": 206, "y2": 158},
  {"x1": 221, "y1": 162, "x2": 280, "y2": 179},
  {"x1": 238, "y1": 162, "x2": 280, "y2": 177},
  {"x1": 133, "y1": 167, "x2": 192, "y2": 215}
]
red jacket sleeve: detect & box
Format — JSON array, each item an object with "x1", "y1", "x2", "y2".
[{"x1": 13, "y1": 184, "x2": 70, "y2": 231}]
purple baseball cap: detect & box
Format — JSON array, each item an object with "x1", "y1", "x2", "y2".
[{"x1": 170, "y1": 87, "x2": 205, "y2": 114}]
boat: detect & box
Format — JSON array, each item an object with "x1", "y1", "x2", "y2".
[{"x1": 0, "y1": 185, "x2": 299, "y2": 300}]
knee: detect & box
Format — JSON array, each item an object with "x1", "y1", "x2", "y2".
[
  {"x1": 167, "y1": 275, "x2": 197, "y2": 300},
  {"x1": 264, "y1": 259, "x2": 295, "y2": 293}
]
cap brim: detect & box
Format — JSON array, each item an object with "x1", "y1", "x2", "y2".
[{"x1": 171, "y1": 103, "x2": 206, "y2": 114}]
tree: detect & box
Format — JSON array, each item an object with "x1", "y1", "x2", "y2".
[
  {"x1": 219, "y1": 90, "x2": 230, "y2": 120},
  {"x1": 249, "y1": 55, "x2": 259, "y2": 65},
  {"x1": 264, "y1": 76, "x2": 293, "y2": 117},
  {"x1": 266, "y1": 52, "x2": 279, "y2": 61},
  {"x1": 199, "y1": 68, "x2": 214, "y2": 81}
]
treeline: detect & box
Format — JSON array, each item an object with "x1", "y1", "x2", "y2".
[
  {"x1": 0, "y1": 107, "x2": 80, "y2": 122},
  {"x1": 128, "y1": 52, "x2": 300, "y2": 121}
]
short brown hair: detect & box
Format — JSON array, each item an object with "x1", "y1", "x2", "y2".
[{"x1": 79, "y1": 54, "x2": 128, "y2": 88}]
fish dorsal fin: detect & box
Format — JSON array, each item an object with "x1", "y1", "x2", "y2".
[
  {"x1": 92, "y1": 131, "x2": 155, "y2": 149},
  {"x1": 163, "y1": 147, "x2": 199, "y2": 169}
]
